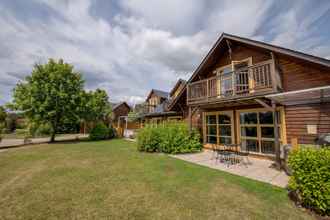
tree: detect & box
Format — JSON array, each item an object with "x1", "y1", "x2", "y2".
[
  {"x1": 83, "y1": 89, "x2": 111, "y2": 123},
  {"x1": 0, "y1": 106, "x2": 6, "y2": 123},
  {"x1": 12, "y1": 59, "x2": 85, "y2": 142},
  {"x1": 0, "y1": 106, "x2": 6, "y2": 139}
]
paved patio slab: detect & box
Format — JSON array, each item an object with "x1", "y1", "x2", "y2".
[{"x1": 171, "y1": 150, "x2": 289, "y2": 188}]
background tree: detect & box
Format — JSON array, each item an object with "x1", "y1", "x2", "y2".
[
  {"x1": 0, "y1": 106, "x2": 6, "y2": 124},
  {"x1": 84, "y1": 89, "x2": 112, "y2": 122},
  {"x1": 0, "y1": 106, "x2": 6, "y2": 139},
  {"x1": 12, "y1": 59, "x2": 85, "y2": 142}
]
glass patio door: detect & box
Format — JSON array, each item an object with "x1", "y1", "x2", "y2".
[
  {"x1": 239, "y1": 110, "x2": 281, "y2": 155},
  {"x1": 205, "y1": 111, "x2": 234, "y2": 145}
]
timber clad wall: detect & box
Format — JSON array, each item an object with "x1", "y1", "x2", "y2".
[
  {"x1": 113, "y1": 104, "x2": 130, "y2": 121},
  {"x1": 204, "y1": 45, "x2": 271, "y2": 79},
  {"x1": 285, "y1": 103, "x2": 330, "y2": 144},
  {"x1": 279, "y1": 58, "x2": 330, "y2": 91}
]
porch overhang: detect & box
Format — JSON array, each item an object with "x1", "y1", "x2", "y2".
[{"x1": 266, "y1": 85, "x2": 330, "y2": 106}]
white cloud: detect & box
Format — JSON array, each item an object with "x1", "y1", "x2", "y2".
[{"x1": 0, "y1": 0, "x2": 329, "y2": 106}]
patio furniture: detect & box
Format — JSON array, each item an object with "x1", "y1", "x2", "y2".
[
  {"x1": 237, "y1": 143, "x2": 251, "y2": 167},
  {"x1": 218, "y1": 144, "x2": 240, "y2": 167}
]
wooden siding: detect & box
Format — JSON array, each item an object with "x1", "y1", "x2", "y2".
[
  {"x1": 285, "y1": 103, "x2": 330, "y2": 144},
  {"x1": 112, "y1": 104, "x2": 131, "y2": 122},
  {"x1": 279, "y1": 57, "x2": 330, "y2": 92},
  {"x1": 203, "y1": 44, "x2": 271, "y2": 79}
]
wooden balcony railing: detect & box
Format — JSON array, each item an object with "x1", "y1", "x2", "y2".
[{"x1": 187, "y1": 60, "x2": 276, "y2": 104}]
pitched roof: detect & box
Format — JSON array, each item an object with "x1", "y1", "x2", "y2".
[
  {"x1": 112, "y1": 102, "x2": 131, "y2": 111},
  {"x1": 169, "y1": 79, "x2": 187, "y2": 97},
  {"x1": 189, "y1": 32, "x2": 330, "y2": 83},
  {"x1": 146, "y1": 89, "x2": 169, "y2": 101},
  {"x1": 168, "y1": 32, "x2": 330, "y2": 110}
]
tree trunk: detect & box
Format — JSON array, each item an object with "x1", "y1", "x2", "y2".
[
  {"x1": 50, "y1": 132, "x2": 56, "y2": 142},
  {"x1": 50, "y1": 123, "x2": 57, "y2": 142}
]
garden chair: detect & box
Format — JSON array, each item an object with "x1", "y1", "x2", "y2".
[{"x1": 237, "y1": 143, "x2": 251, "y2": 167}]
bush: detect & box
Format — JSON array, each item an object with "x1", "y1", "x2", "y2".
[
  {"x1": 288, "y1": 148, "x2": 330, "y2": 215},
  {"x1": 27, "y1": 123, "x2": 53, "y2": 137},
  {"x1": 137, "y1": 122, "x2": 202, "y2": 154},
  {"x1": 15, "y1": 129, "x2": 29, "y2": 136},
  {"x1": 89, "y1": 123, "x2": 110, "y2": 141},
  {"x1": 137, "y1": 126, "x2": 161, "y2": 152},
  {"x1": 35, "y1": 123, "x2": 53, "y2": 136},
  {"x1": 108, "y1": 125, "x2": 116, "y2": 139}
]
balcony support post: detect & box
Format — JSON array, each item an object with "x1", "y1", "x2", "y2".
[
  {"x1": 206, "y1": 79, "x2": 209, "y2": 100},
  {"x1": 188, "y1": 106, "x2": 192, "y2": 134},
  {"x1": 272, "y1": 100, "x2": 281, "y2": 169}
]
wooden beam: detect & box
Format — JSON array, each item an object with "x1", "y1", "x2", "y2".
[
  {"x1": 272, "y1": 100, "x2": 281, "y2": 169},
  {"x1": 188, "y1": 106, "x2": 192, "y2": 134},
  {"x1": 270, "y1": 52, "x2": 283, "y2": 91},
  {"x1": 226, "y1": 39, "x2": 232, "y2": 60},
  {"x1": 255, "y1": 98, "x2": 272, "y2": 109}
]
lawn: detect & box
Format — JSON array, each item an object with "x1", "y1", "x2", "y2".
[{"x1": 0, "y1": 139, "x2": 313, "y2": 219}]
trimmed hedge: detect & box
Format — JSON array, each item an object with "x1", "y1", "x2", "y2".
[
  {"x1": 89, "y1": 123, "x2": 110, "y2": 141},
  {"x1": 137, "y1": 122, "x2": 202, "y2": 154},
  {"x1": 288, "y1": 147, "x2": 330, "y2": 215}
]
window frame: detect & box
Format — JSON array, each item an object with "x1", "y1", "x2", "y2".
[
  {"x1": 236, "y1": 107, "x2": 287, "y2": 156},
  {"x1": 214, "y1": 57, "x2": 253, "y2": 97},
  {"x1": 204, "y1": 111, "x2": 235, "y2": 146}
]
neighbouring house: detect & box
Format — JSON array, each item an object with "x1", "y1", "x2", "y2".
[
  {"x1": 111, "y1": 102, "x2": 132, "y2": 123},
  {"x1": 141, "y1": 80, "x2": 186, "y2": 124},
  {"x1": 168, "y1": 33, "x2": 330, "y2": 163}
]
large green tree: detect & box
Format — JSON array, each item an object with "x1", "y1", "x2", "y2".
[{"x1": 12, "y1": 59, "x2": 85, "y2": 142}]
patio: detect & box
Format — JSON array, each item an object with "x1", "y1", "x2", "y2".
[{"x1": 171, "y1": 149, "x2": 289, "y2": 188}]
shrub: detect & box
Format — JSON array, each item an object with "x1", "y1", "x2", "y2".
[
  {"x1": 137, "y1": 122, "x2": 202, "y2": 154},
  {"x1": 15, "y1": 129, "x2": 29, "y2": 136},
  {"x1": 89, "y1": 123, "x2": 109, "y2": 141},
  {"x1": 27, "y1": 123, "x2": 53, "y2": 137},
  {"x1": 137, "y1": 126, "x2": 161, "y2": 152},
  {"x1": 288, "y1": 147, "x2": 330, "y2": 215},
  {"x1": 35, "y1": 123, "x2": 53, "y2": 136},
  {"x1": 108, "y1": 125, "x2": 116, "y2": 139}
]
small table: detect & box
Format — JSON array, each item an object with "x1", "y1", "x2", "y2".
[{"x1": 218, "y1": 144, "x2": 240, "y2": 166}]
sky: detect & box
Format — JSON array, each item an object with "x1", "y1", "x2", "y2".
[{"x1": 0, "y1": 0, "x2": 330, "y2": 106}]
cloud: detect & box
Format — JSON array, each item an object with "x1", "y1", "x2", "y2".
[{"x1": 0, "y1": 0, "x2": 329, "y2": 106}]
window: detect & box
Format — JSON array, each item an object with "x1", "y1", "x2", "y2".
[
  {"x1": 205, "y1": 112, "x2": 233, "y2": 145},
  {"x1": 215, "y1": 58, "x2": 252, "y2": 97},
  {"x1": 219, "y1": 66, "x2": 233, "y2": 96},
  {"x1": 239, "y1": 110, "x2": 281, "y2": 155}
]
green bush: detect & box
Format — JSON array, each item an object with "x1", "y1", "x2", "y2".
[
  {"x1": 137, "y1": 126, "x2": 161, "y2": 152},
  {"x1": 137, "y1": 122, "x2": 202, "y2": 154},
  {"x1": 35, "y1": 123, "x2": 53, "y2": 136},
  {"x1": 108, "y1": 125, "x2": 116, "y2": 139},
  {"x1": 288, "y1": 148, "x2": 330, "y2": 215},
  {"x1": 89, "y1": 123, "x2": 109, "y2": 141},
  {"x1": 15, "y1": 129, "x2": 29, "y2": 136}
]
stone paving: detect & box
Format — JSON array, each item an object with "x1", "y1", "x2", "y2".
[{"x1": 171, "y1": 150, "x2": 289, "y2": 188}]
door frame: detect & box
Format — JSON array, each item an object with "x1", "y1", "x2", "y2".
[{"x1": 203, "y1": 110, "x2": 235, "y2": 147}]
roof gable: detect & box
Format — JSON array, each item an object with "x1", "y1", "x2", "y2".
[
  {"x1": 189, "y1": 33, "x2": 330, "y2": 83},
  {"x1": 112, "y1": 102, "x2": 131, "y2": 111},
  {"x1": 146, "y1": 89, "x2": 169, "y2": 101},
  {"x1": 169, "y1": 79, "x2": 186, "y2": 97}
]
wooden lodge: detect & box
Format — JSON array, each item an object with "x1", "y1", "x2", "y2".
[
  {"x1": 166, "y1": 33, "x2": 330, "y2": 163},
  {"x1": 140, "y1": 80, "x2": 186, "y2": 124}
]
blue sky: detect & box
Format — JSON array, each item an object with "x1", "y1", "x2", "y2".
[{"x1": 0, "y1": 0, "x2": 330, "y2": 105}]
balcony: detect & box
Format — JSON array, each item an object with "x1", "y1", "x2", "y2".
[{"x1": 187, "y1": 60, "x2": 278, "y2": 105}]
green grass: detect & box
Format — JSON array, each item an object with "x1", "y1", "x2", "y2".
[{"x1": 0, "y1": 139, "x2": 313, "y2": 220}]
